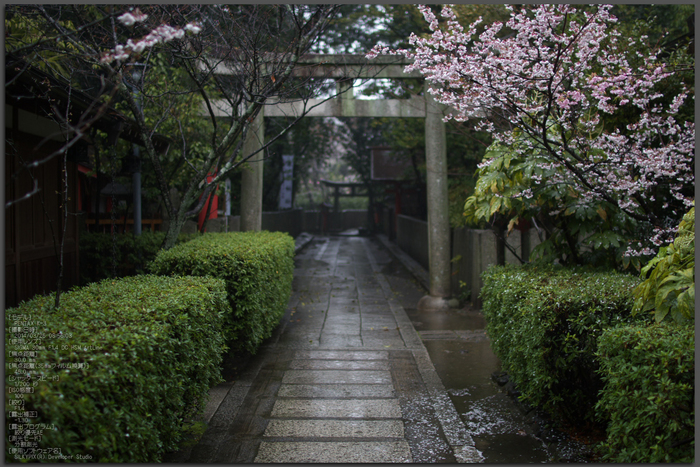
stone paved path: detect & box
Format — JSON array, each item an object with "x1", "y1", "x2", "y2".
[{"x1": 184, "y1": 235, "x2": 482, "y2": 463}]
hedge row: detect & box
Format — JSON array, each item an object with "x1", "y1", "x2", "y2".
[
  {"x1": 481, "y1": 264, "x2": 694, "y2": 462},
  {"x1": 6, "y1": 231, "x2": 296, "y2": 462},
  {"x1": 481, "y1": 264, "x2": 643, "y2": 425},
  {"x1": 596, "y1": 322, "x2": 694, "y2": 462},
  {"x1": 5, "y1": 275, "x2": 229, "y2": 462},
  {"x1": 149, "y1": 231, "x2": 295, "y2": 355},
  {"x1": 79, "y1": 231, "x2": 198, "y2": 284}
]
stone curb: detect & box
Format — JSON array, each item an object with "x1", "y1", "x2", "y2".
[
  {"x1": 376, "y1": 234, "x2": 430, "y2": 292},
  {"x1": 363, "y1": 237, "x2": 481, "y2": 462},
  {"x1": 294, "y1": 232, "x2": 314, "y2": 254}
]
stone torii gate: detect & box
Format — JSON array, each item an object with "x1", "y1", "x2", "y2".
[{"x1": 212, "y1": 54, "x2": 458, "y2": 311}]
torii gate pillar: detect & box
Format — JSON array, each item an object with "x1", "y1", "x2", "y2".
[
  {"x1": 418, "y1": 87, "x2": 452, "y2": 312},
  {"x1": 240, "y1": 109, "x2": 264, "y2": 231}
]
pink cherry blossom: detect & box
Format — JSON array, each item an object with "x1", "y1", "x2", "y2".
[
  {"x1": 117, "y1": 9, "x2": 148, "y2": 27},
  {"x1": 368, "y1": 4, "x2": 694, "y2": 257},
  {"x1": 100, "y1": 18, "x2": 202, "y2": 64}
]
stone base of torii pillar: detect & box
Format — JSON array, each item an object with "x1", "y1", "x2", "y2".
[{"x1": 418, "y1": 295, "x2": 460, "y2": 312}]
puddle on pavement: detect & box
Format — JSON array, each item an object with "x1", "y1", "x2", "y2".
[
  {"x1": 424, "y1": 340, "x2": 501, "y2": 403},
  {"x1": 405, "y1": 307, "x2": 486, "y2": 331},
  {"x1": 409, "y1": 307, "x2": 593, "y2": 463}
]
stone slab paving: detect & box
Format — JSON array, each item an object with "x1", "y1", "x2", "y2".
[
  {"x1": 255, "y1": 441, "x2": 413, "y2": 463},
  {"x1": 183, "y1": 235, "x2": 482, "y2": 463},
  {"x1": 288, "y1": 358, "x2": 390, "y2": 371},
  {"x1": 270, "y1": 398, "x2": 402, "y2": 418},
  {"x1": 277, "y1": 383, "x2": 395, "y2": 399},
  {"x1": 281, "y1": 369, "x2": 393, "y2": 385},
  {"x1": 263, "y1": 419, "x2": 405, "y2": 438}
]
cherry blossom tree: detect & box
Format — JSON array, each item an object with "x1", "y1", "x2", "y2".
[
  {"x1": 102, "y1": 5, "x2": 341, "y2": 249},
  {"x1": 5, "y1": 6, "x2": 202, "y2": 211},
  {"x1": 368, "y1": 4, "x2": 694, "y2": 267},
  {"x1": 6, "y1": 5, "x2": 341, "y2": 310},
  {"x1": 8, "y1": 5, "x2": 342, "y2": 252},
  {"x1": 6, "y1": 5, "x2": 207, "y2": 306}
]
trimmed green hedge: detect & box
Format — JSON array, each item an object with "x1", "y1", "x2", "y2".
[
  {"x1": 149, "y1": 231, "x2": 295, "y2": 355},
  {"x1": 596, "y1": 322, "x2": 694, "y2": 463},
  {"x1": 480, "y1": 264, "x2": 643, "y2": 425},
  {"x1": 5, "y1": 275, "x2": 229, "y2": 462},
  {"x1": 79, "y1": 231, "x2": 199, "y2": 284}
]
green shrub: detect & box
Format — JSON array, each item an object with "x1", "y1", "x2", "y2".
[
  {"x1": 633, "y1": 204, "x2": 695, "y2": 324},
  {"x1": 149, "y1": 231, "x2": 295, "y2": 355},
  {"x1": 5, "y1": 275, "x2": 229, "y2": 462},
  {"x1": 480, "y1": 264, "x2": 644, "y2": 425},
  {"x1": 79, "y1": 231, "x2": 199, "y2": 284},
  {"x1": 596, "y1": 322, "x2": 694, "y2": 462}
]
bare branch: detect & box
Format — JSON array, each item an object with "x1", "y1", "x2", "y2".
[{"x1": 5, "y1": 180, "x2": 40, "y2": 209}]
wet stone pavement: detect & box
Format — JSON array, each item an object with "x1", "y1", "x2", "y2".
[
  {"x1": 173, "y1": 234, "x2": 592, "y2": 463},
  {"x1": 176, "y1": 235, "x2": 479, "y2": 463}
]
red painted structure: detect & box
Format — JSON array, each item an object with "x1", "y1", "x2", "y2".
[{"x1": 197, "y1": 173, "x2": 219, "y2": 232}]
